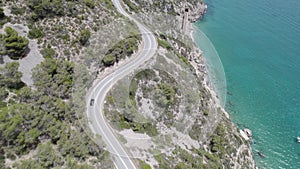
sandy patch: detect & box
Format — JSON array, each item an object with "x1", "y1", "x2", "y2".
[
  {"x1": 120, "y1": 129, "x2": 153, "y2": 150},
  {"x1": 0, "y1": 23, "x2": 44, "y2": 87}
]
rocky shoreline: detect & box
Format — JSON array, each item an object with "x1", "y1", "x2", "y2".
[
  {"x1": 186, "y1": 1, "x2": 207, "y2": 22},
  {"x1": 186, "y1": 3, "x2": 257, "y2": 168}
]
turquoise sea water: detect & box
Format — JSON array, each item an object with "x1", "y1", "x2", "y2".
[{"x1": 194, "y1": 0, "x2": 300, "y2": 168}]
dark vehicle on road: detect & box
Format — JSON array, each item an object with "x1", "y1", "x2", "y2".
[{"x1": 90, "y1": 99, "x2": 95, "y2": 106}]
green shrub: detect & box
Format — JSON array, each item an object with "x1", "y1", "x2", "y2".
[
  {"x1": 27, "y1": 0, "x2": 64, "y2": 19},
  {"x1": 0, "y1": 62, "x2": 23, "y2": 89},
  {"x1": 158, "y1": 83, "x2": 176, "y2": 102},
  {"x1": 79, "y1": 29, "x2": 91, "y2": 45},
  {"x1": 40, "y1": 47, "x2": 56, "y2": 58},
  {"x1": 139, "y1": 160, "x2": 151, "y2": 169},
  {"x1": 28, "y1": 28, "x2": 44, "y2": 39},
  {"x1": 102, "y1": 54, "x2": 116, "y2": 66},
  {"x1": 1, "y1": 27, "x2": 29, "y2": 59},
  {"x1": 83, "y1": 0, "x2": 95, "y2": 8},
  {"x1": 102, "y1": 35, "x2": 141, "y2": 67},
  {"x1": 102, "y1": 0, "x2": 114, "y2": 9},
  {"x1": 158, "y1": 38, "x2": 172, "y2": 50},
  {"x1": 10, "y1": 7, "x2": 26, "y2": 15},
  {"x1": 0, "y1": 87, "x2": 8, "y2": 100},
  {"x1": 204, "y1": 109, "x2": 209, "y2": 116}
]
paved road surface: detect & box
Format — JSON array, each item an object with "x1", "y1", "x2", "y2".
[{"x1": 86, "y1": 0, "x2": 157, "y2": 169}]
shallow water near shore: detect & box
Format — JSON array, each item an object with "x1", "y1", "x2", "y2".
[{"x1": 194, "y1": 0, "x2": 300, "y2": 168}]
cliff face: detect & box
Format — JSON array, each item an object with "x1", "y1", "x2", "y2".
[{"x1": 115, "y1": 0, "x2": 256, "y2": 168}]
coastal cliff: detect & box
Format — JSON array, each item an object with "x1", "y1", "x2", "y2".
[{"x1": 112, "y1": 0, "x2": 257, "y2": 168}]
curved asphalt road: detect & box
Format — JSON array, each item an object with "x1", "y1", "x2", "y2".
[{"x1": 86, "y1": 0, "x2": 158, "y2": 169}]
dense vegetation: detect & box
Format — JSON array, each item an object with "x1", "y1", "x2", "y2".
[
  {"x1": 0, "y1": 59, "x2": 112, "y2": 168},
  {"x1": 0, "y1": 27, "x2": 29, "y2": 60},
  {"x1": 0, "y1": 0, "x2": 122, "y2": 167},
  {"x1": 0, "y1": 62, "x2": 24, "y2": 89},
  {"x1": 40, "y1": 47, "x2": 56, "y2": 59},
  {"x1": 102, "y1": 35, "x2": 142, "y2": 66},
  {"x1": 27, "y1": 0, "x2": 68, "y2": 20},
  {"x1": 32, "y1": 58, "x2": 73, "y2": 99},
  {"x1": 25, "y1": 0, "x2": 102, "y2": 20},
  {"x1": 28, "y1": 27, "x2": 44, "y2": 39}
]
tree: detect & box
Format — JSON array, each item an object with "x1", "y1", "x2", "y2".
[
  {"x1": 0, "y1": 8, "x2": 5, "y2": 19},
  {"x1": 83, "y1": 0, "x2": 95, "y2": 8},
  {"x1": 102, "y1": 54, "x2": 116, "y2": 66},
  {"x1": 102, "y1": 35, "x2": 141, "y2": 67},
  {"x1": 0, "y1": 87, "x2": 8, "y2": 100},
  {"x1": 0, "y1": 59, "x2": 112, "y2": 167},
  {"x1": 1, "y1": 109, "x2": 24, "y2": 145},
  {"x1": 1, "y1": 27, "x2": 29, "y2": 59},
  {"x1": 28, "y1": 27, "x2": 44, "y2": 39},
  {"x1": 32, "y1": 58, "x2": 74, "y2": 99},
  {"x1": 79, "y1": 29, "x2": 91, "y2": 45},
  {"x1": 17, "y1": 86, "x2": 33, "y2": 103},
  {"x1": 27, "y1": 0, "x2": 64, "y2": 19},
  {"x1": 36, "y1": 142, "x2": 62, "y2": 168},
  {"x1": 0, "y1": 62, "x2": 23, "y2": 89},
  {"x1": 40, "y1": 47, "x2": 56, "y2": 58},
  {"x1": 0, "y1": 103, "x2": 44, "y2": 155}
]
